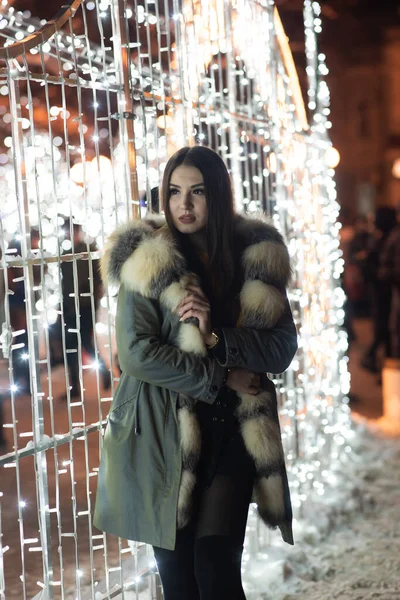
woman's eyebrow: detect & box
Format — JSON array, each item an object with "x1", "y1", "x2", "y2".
[{"x1": 169, "y1": 183, "x2": 204, "y2": 189}]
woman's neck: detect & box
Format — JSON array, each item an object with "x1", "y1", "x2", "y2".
[{"x1": 187, "y1": 229, "x2": 208, "y2": 255}]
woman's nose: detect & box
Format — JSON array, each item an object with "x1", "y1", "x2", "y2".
[{"x1": 181, "y1": 192, "x2": 193, "y2": 209}]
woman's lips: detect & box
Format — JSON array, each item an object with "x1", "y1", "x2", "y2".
[{"x1": 179, "y1": 215, "x2": 195, "y2": 223}]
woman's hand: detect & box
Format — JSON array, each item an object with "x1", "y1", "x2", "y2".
[
  {"x1": 226, "y1": 368, "x2": 260, "y2": 395},
  {"x1": 177, "y1": 285, "x2": 213, "y2": 342}
]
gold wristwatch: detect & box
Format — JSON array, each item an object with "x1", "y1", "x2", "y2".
[{"x1": 206, "y1": 331, "x2": 219, "y2": 349}]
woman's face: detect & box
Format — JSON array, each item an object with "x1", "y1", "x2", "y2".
[{"x1": 168, "y1": 165, "x2": 208, "y2": 234}]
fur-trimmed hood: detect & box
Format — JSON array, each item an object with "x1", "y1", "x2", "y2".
[{"x1": 100, "y1": 214, "x2": 291, "y2": 297}]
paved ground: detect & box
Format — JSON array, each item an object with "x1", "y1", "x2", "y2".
[
  {"x1": 0, "y1": 317, "x2": 395, "y2": 599},
  {"x1": 347, "y1": 318, "x2": 383, "y2": 421},
  {"x1": 281, "y1": 318, "x2": 400, "y2": 600},
  {"x1": 0, "y1": 358, "x2": 118, "y2": 600},
  {"x1": 283, "y1": 428, "x2": 400, "y2": 600}
]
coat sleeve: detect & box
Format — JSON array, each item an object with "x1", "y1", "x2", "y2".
[
  {"x1": 214, "y1": 298, "x2": 298, "y2": 374},
  {"x1": 115, "y1": 285, "x2": 227, "y2": 404}
]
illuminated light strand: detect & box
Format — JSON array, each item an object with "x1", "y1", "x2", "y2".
[{"x1": 0, "y1": 0, "x2": 351, "y2": 596}]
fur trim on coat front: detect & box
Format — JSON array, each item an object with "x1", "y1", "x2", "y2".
[{"x1": 101, "y1": 213, "x2": 294, "y2": 545}]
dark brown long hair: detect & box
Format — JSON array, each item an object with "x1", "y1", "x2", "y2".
[{"x1": 161, "y1": 146, "x2": 238, "y2": 323}]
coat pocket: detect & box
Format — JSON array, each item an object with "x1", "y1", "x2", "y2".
[
  {"x1": 102, "y1": 397, "x2": 138, "y2": 473},
  {"x1": 108, "y1": 380, "x2": 143, "y2": 430},
  {"x1": 108, "y1": 396, "x2": 135, "y2": 423}
]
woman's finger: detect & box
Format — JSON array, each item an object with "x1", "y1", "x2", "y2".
[
  {"x1": 181, "y1": 290, "x2": 209, "y2": 305},
  {"x1": 178, "y1": 293, "x2": 201, "y2": 308},
  {"x1": 179, "y1": 298, "x2": 210, "y2": 310},
  {"x1": 180, "y1": 309, "x2": 209, "y2": 321},
  {"x1": 188, "y1": 287, "x2": 208, "y2": 302},
  {"x1": 179, "y1": 293, "x2": 209, "y2": 305},
  {"x1": 186, "y1": 285, "x2": 208, "y2": 301},
  {"x1": 180, "y1": 303, "x2": 210, "y2": 316},
  {"x1": 180, "y1": 308, "x2": 208, "y2": 322},
  {"x1": 178, "y1": 299, "x2": 210, "y2": 313}
]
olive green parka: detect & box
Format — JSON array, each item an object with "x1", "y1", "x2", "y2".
[{"x1": 93, "y1": 215, "x2": 298, "y2": 550}]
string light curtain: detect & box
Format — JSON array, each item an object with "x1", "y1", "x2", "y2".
[{"x1": 0, "y1": 0, "x2": 351, "y2": 598}]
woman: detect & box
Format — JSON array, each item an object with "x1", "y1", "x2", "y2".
[{"x1": 94, "y1": 146, "x2": 298, "y2": 599}]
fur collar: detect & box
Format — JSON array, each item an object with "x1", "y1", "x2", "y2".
[{"x1": 100, "y1": 214, "x2": 291, "y2": 297}]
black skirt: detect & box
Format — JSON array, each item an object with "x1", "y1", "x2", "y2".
[{"x1": 196, "y1": 387, "x2": 256, "y2": 488}]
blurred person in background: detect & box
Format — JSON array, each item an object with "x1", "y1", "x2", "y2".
[
  {"x1": 379, "y1": 205, "x2": 400, "y2": 360},
  {"x1": 7, "y1": 238, "x2": 30, "y2": 395},
  {"x1": 3, "y1": 230, "x2": 53, "y2": 399},
  {"x1": 339, "y1": 209, "x2": 356, "y2": 342},
  {"x1": 61, "y1": 220, "x2": 111, "y2": 399},
  {"x1": 361, "y1": 207, "x2": 397, "y2": 373},
  {"x1": 346, "y1": 215, "x2": 373, "y2": 316},
  {"x1": 31, "y1": 229, "x2": 64, "y2": 368},
  {"x1": 340, "y1": 213, "x2": 372, "y2": 343}
]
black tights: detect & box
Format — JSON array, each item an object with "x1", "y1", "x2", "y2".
[{"x1": 153, "y1": 474, "x2": 253, "y2": 600}]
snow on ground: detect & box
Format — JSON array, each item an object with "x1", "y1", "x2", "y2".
[
  {"x1": 242, "y1": 417, "x2": 400, "y2": 600},
  {"x1": 94, "y1": 416, "x2": 400, "y2": 600}
]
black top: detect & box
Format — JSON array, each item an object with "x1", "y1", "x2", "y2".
[{"x1": 195, "y1": 333, "x2": 255, "y2": 487}]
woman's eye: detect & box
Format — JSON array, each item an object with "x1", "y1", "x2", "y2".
[
  {"x1": 193, "y1": 189, "x2": 204, "y2": 195},
  {"x1": 169, "y1": 189, "x2": 179, "y2": 196}
]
